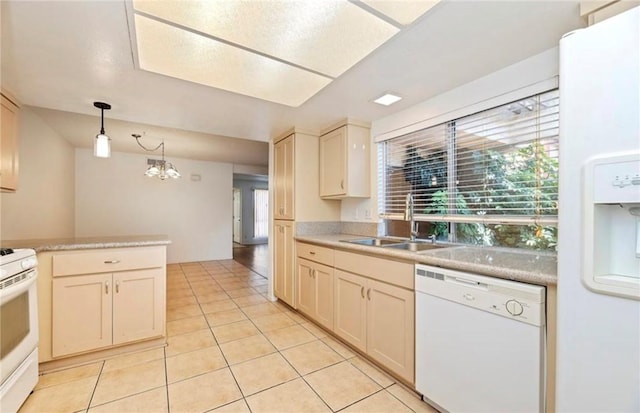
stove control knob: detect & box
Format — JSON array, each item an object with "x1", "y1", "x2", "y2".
[
  {"x1": 505, "y1": 299, "x2": 524, "y2": 316},
  {"x1": 21, "y1": 258, "x2": 35, "y2": 269}
]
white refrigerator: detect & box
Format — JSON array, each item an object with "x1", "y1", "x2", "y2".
[{"x1": 557, "y1": 6, "x2": 640, "y2": 412}]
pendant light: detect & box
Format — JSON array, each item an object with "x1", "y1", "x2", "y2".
[{"x1": 93, "y1": 101, "x2": 111, "y2": 158}]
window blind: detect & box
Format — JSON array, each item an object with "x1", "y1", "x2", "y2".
[
  {"x1": 253, "y1": 189, "x2": 269, "y2": 238},
  {"x1": 379, "y1": 90, "x2": 559, "y2": 226}
]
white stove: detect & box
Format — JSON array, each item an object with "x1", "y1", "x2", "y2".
[{"x1": 0, "y1": 248, "x2": 39, "y2": 413}]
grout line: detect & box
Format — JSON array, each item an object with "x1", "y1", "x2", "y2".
[
  {"x1": 84, "y1": 360, "x2": 105, "y2": 411},
  {"x1": 163, "y1": 346, "x2": 171, "y2": 413}
]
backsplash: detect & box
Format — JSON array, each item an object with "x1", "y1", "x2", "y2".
[{"x1": 296, "y1": 221, "x2": 380, "y2": 237}]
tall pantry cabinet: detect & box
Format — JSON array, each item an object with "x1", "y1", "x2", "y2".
[{"x1": 272, "y1": 128, "x2": 340, "y2": 307}]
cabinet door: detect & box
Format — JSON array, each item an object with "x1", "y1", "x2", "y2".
[
  {"x1": 333, "y1": 270, "x2": 366, "y2": 352},
  {"x1": 319, "y1": 127, "x2": 346, "y2": 197},
  {"x1": 113, "y1": 268, "x2": 165, "y2": 345},
  {"x1": 314, "y1": 262, "x2": 334, "y2": 331},
  {"x1": 366, "y1": 278, "x2": 415, "y2": 383},
  {"x1": 296, "y1": 258, "x2": 315, "y2": 316},
  {"x1": 274, "y1": 135, "x2": 294, "y2": 219},
  {"x1": 0, "y1": 95, "x2": 19, "y2": 191},
  {"x1": 274, "y1": 220, "x2": 295, "y2": 307},
  {"x1": 52, "y1": 273, "x2": 112, "y2": 357}
]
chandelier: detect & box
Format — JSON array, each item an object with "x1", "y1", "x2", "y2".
[{"x1": 132, "y1": 134, "x2": 181, "y2": 180}]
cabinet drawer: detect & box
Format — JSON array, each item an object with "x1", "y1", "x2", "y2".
[
  {"x1": 297, "y1": 242, "x2": 334, "y2": 266},
  {"x1": 53, "y1": 247, "x2": 166, "y2": 277},
  {"x1": 334, "y1": 250, "x2": 413, "y2": 290}
]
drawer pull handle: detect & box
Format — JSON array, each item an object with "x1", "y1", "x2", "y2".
[
  {"x1": 361, "y1": 286, "x2": 365, "y2": 298},
  {"x1": 116, "y1": 281, "x2": 120, "y2": 293},
  {"x1": 104, "y1": 260, "x2": 120, "y2": 264},
  {"x1": 309, "y1": 251, "x2": 316, "y2": 255}
]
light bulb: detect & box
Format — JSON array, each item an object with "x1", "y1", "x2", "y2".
[{"x1": 94, "y1": 134, "x2": 111, "y2": 158}]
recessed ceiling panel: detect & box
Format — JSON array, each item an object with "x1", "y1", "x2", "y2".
[
  {"x1": 361, "y1": 0, "x2": 440, "y2": 25},
  {"x1": 134, "y1": 14, "x2": 332, "y2": 107},
  {"x1": 132, "y1": 0, "x2": 399, "y2": 78}
]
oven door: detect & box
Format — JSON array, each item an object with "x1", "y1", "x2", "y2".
[{"x1": 0, "y1": 269, "x2": 38, "y2": 385}]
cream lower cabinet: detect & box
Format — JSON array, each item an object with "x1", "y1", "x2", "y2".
[
  {"x1": 274, "y1": 220, "x2": 295, "y2": 307},
  {"x1": 52, "y1": 268, "x2": 164, "y2": 357},
  {"x1": 296, "y1": 258, "x2": 333, "y2": 331},
  {"x1": 334, "y1": 269, "x2": 414, "y2": 383}
]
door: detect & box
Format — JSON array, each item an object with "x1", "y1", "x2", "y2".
[
  {"x1": 314, "y1": 262, "x2": 334, "y2": 331},
  {"x1": 274, "y1": 135, "x2": 294, "y2": 219},
  {"x1": 273, "y1": 220, "x2": 294, "y2": 306},
  {"x1": 366, "y1": 278, "x2": 414, "y2": 383},
  {"x1": 52, "y1": 273, "x2": 112, "y2": 357},
  {"x1": 333, "y1": 270, "x2": 366, "y2": 352},
  {"x1": 233, "y1": 188, "x2": 242, "y2": 244},
  {"x1": 113, "y1": 268, "x2": 165, "y2": 345},
  {"x1": 296, "y1": 258, "x2": 314, "y2": 316},
  {"x1": 320, "y1": 127, "x2": 346, "y2": 197}
]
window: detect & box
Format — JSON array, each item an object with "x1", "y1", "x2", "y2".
[
  {"x1": 379, "y1": 90, "x2": 559, "y2": 250},
  {"x1": 253, "y1": 189, "x2": 269, "y2": 238}
]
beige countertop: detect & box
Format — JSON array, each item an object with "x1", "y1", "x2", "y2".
[
  {"x1": 295, "y1": 234, "x2": 557, "y2": 286},
  {"x1": 1, "y1": 235, "x2": 171, "y2": 252}
]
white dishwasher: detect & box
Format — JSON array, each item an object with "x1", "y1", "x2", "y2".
[{"x1": 415, "y1": 264, "x2": 546, "y2": 413}]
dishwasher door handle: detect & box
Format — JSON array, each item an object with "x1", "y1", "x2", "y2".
[{"x1": 447, "y1": 276, "x2": 487, "y2": 289}]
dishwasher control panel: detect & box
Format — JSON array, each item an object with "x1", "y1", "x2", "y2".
[{"x1": 415, "y1": 264, "x2": 546, "y2": 326}]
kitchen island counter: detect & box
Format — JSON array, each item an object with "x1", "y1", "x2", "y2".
[{"x1": 1, "y1": 234, "x2": 171, "y2": 252}]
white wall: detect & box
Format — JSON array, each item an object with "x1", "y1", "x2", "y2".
[
  {"x1": 341, "y1": 47, "x2": 560, "y2": 224},
  {"x1": 1, "y1": 107, "x2": 75, "y2": 240},
  {"x1": 75, "y1": 149, "x2": 233, "y2": 263}
]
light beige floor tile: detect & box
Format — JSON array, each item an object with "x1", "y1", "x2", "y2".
[
  {"x1": 167, "y1": 287, "x2": 194, "y2": 299},
  {"x1": 230, "y1": 353, "x2": 299, "y2": 396},
  {"x1": 205, "y1": 308, "x2": 248, "y2": 327},
  {"x1": 35, "y1": 361, "x2": 102, "y2": 390},
  {"x1": 20, "y1": 376, "x2": 97, "y2": 413},
  {"x1": 349, "y1": 356, "x2": 395, "y2": 388},
  {"x1": 232, "y1": 294, "x2": 268, "y2": 307},
  {"x1": 264, "y1": 324, "x2": 316, "y2": 350},
  {"x1": 304, "y1": 361, "x2": 381, "y2": 411},
  {"x1": 219, "y1": 334, "x2": 277, "y2": 365},
  {"x1": 166, "y1": 345, "x2": 227, "y2": 383},
  {"x1": 201, "y1": 299, "x2": 238, "y2": 314},
  {"x1": 212, "y1": 320, "x2": 260, "y2": 344},
  {"x1": 88, "y1": 386, "x2": 168, "y2": 413},
  {"x1": 167, "y1": 314, "x2": 209, "y2": 336},
  {"x1": 211, "y1": 272, "x2": 236, "y2": 280},
  {"x1": 169, "y1": 368, "x2": 242, "y2": 413},
  {"x1": 167, "y1": 294, "x2": 198, "y2": 309},
  {"x1": 167, "y1": 303, "x2": 203, "y2": 321},
  {"x1": 321, "y1": 336, "x2": 356, "y2": 359},
  {"x1": 300, "y1": 321, "x2": 329, "y2": 338},
  {"x1": 253, "y1": 285, "x2": 269, "y2": 294},
  {"x1": 241, "y1": 302, "x2": 282, "y2": 318},
  {"x1": 386, "y1": 384, "x2": 439, "y2": 413},
  {"x1": 245, "y1": 378, "x2": 330, "y2": 413},
  {"x1": 91, "y1": 359, "x2": 166, "y2": 406},
  {"x1": 251, "y1": 313, "x2": 298, "y2": 333},
  {"x1": 210, "y1": 399, "x2": 251, "y2": 413},
  {"x1": 280, "y1": 340, "x2": 343, "y2": 375},
  {"x1": 166, "y1": 329, "x2": 217, "y2": 357},
  {"x1": 226, "y1": 287, "x2": 258, "y2": 298},
  {"x1": 102, "y1": 348, "x2": 165, "y2": 372},
  {"x1": 218, "y1": 280, "x2": 252, "y2": 290},
  {"x1": 192, "y1": 286, "x2": 224, "y2": 296},
  {"x1": 342, "y1": 390, "x2": 413, "y2": 413},
  {"x1": 282, "y1": 310, "x2": 307, "y2": 324},
  {"x1": 196, "y1": 291, "x2": 230, "y2": 304}
]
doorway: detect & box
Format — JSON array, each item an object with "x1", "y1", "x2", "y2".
[{"x1": 233, "y1": 188, "x2": 242, "y2": 244}]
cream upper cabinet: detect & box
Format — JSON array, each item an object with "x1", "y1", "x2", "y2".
[
  {"x1": 1, "y1": 93, "x2": 20, "y2": 191},
  {"x1": 274, "y1": 135, "x2": 294, "y2": 220},
  {"x1": 274, "y1": 220, "x2": 295, "y2": 307},
  {"x1": 319, "y1": 120, "x2": 370, "y2": 199},
  {"x1": 296, "y1": 257, "x2": 334, "y2": 331}
]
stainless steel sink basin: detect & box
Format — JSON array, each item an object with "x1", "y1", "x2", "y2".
[
  {"x1": 382, "y1": 242, "x2": 448, "y2": 252},
  {"x1": 340, "y1": 238, "x2": 403, "y2": 246}
]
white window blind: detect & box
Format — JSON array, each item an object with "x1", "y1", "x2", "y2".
[
  {"x1": 379, "y1": 90, "x2": 559, "y2": 228},
  {"x1": 253, "y1": 189, "x2": 269, "y2": 238}
]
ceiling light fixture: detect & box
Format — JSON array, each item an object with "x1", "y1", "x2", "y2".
[
  {"x1": 93, "y1": 102, "x2": 112, "y2": 158},
  {"x1": 373, "y1": 93, "x2": 402, "y2": 106},
  {"x1": 132, "y1": 133, "x2": 181, "y2": 180}
]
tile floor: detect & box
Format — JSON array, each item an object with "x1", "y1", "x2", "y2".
[{"x1": 19, "y1": 259, "x2": 437, "y2": 413}]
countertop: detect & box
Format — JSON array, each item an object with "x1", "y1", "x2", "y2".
[
  {"x1": 295, "y1": 234, "x2": 557, "y2": 286},
  {"x1": 1, "y1": 235, "x2": 171, "y2": 252}
]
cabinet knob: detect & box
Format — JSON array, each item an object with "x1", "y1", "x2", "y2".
[
  {"x1": 105, "y1": 281, "x2": 109, "y2": 294},
  {"x1": 367, "y1": 288, "x2": 371, "y2": 301},
  {"x1": 116, "y1": 281, "x2": 120, "y2": 293},
  {"x1": 313, "y1": 270, "x2": 316, "y2": 279},
  {"x1": 361, "y1": 286, "x2": 365, "y2": 298},
  {"x1": 340, "y1": 180, "x2": 344, "y2": 189}
]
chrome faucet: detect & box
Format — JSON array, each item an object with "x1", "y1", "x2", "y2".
[{"x1": 404, "y1": 192, "x2": 418, "y2": 242}]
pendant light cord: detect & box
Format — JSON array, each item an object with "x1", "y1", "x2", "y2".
[{"x1": 133, "y1": 134, "x2": 166, "y2": 161}]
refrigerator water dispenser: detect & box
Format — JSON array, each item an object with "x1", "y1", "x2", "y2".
[{"x1": 583, "y1": 151, "x2": 640, "y2": 300}]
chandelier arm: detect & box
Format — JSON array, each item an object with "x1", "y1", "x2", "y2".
[{"x1": 132, "y1": 134, "x2": 164, "y2": 153}]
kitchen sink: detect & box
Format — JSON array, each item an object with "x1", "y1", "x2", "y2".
[
  {"x1": 340, "y1": 238, "x2": 404, "y2": 246},
  {"x1": 382, "y1": 242, "x2": 448, "y2": 252}
]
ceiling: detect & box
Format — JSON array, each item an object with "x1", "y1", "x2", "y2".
[{"x1": 1, "y1": 1, "x2": 583, "y2": 167}]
